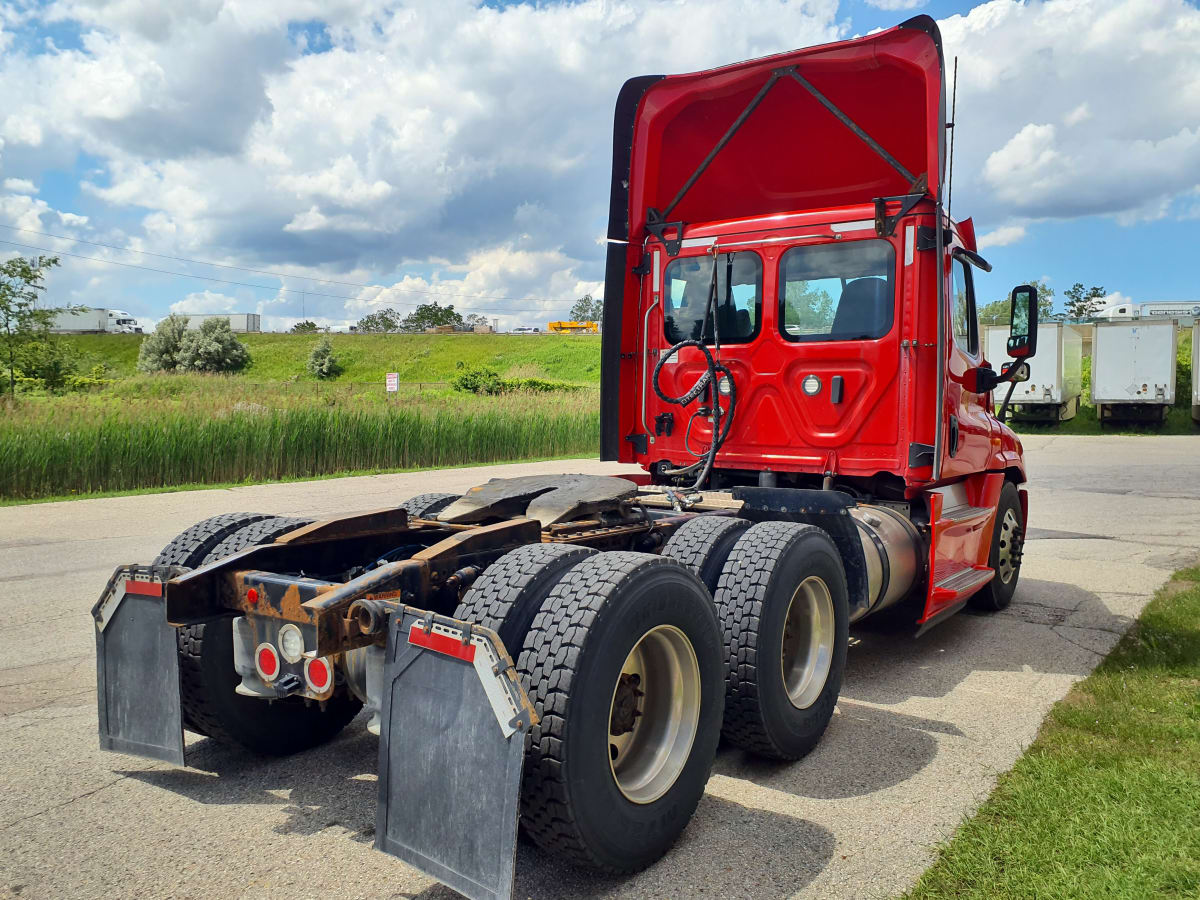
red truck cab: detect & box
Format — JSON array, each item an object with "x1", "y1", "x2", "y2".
[{"x1": 601, "y1": 15, "x2": 1035, "y2": 627}]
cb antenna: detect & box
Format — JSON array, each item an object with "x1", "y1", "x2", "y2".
[{"x1": 947, "y1": 56, "x2": 958, "y2": 222}]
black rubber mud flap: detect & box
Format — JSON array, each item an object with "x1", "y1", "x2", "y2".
[
  {"x1": 93, "y1": 565, "x2": 187, "y2": 766},
  {"x1": 375, "y1": 609, "x2": 536, "y2": 900}
]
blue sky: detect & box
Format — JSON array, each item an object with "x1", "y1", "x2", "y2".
[{"x1": 1, "y1": 0, "x2": 1197, "y2": 329}]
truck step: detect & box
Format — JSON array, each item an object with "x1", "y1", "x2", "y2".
[
  {"x1": 931, "y1": 565, "x2": 994, "y2": 602},
  {"x1": 937, "y1": 504, "x2": 993, "y2": 525}
]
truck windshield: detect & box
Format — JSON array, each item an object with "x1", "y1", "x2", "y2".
[
  {"x1": 779, "y1": 239, "x2": 895, "y2": 342},
  {"x1": 663, "y1": 252, "x2": 762, "y2": 345}
]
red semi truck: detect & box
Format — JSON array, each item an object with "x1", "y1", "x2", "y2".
[{"x1": 93, "y1": 16, "x2": 1038, "y2": 900}]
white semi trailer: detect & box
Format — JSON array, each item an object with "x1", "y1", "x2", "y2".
[
  {"x1": 182, "y1": 313, "x2": 261, "y2": 333},
  {"x1": 1192, "y1": 321, "x2": 1199, "y2": 423},
  {"x1": 985, "y1": 323, "x2": 1083, "y2": 421},
  {"x1": 1090, "y1": 320, "x2": 1177, "y2": 424}
]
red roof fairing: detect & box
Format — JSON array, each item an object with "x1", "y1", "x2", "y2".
[{"x1": 626, "y1": 16, "x2": 945, "y2": 242}]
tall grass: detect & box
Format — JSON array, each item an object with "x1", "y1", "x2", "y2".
[{"x1": 0, "y1": 384, "x2": 600, "y2": 500}]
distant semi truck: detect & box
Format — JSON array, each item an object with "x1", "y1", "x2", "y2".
[
  {"x1": 182, "y1": 313, "x2": 261, "y2": 333},
  {"x1": 1094, "y1": 300, "x2": 1200, "y2": 325},
  {"x1": 50, "y1": 308, "x2": 143, "y2": 334}
]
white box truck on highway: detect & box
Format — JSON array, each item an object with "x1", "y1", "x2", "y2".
[
  {"x1": 1091, "y1": 320, "x2": 1177, "y2": 423},
  {"x1": 49, "y1": 308, "x2": 142, "y2": 334},
  {"x1": 986, "y1": 323, "x2": 1082, "y2": 421}
]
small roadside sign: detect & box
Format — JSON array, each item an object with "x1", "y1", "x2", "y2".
[{"x1": 386, "y1": 373, "x2": 399, "y2": 392}]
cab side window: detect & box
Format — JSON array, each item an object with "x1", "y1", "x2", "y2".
[{"x1": 950, "y1": 258, "x2": 978, "y2": 356}]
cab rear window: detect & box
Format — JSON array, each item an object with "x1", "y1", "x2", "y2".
[
  {"x1": 663, "y1": 252, "x2": 762, "y2": 345},
  {"x1": 778, "y1": 240, "x2": 895, "y2": 342}
]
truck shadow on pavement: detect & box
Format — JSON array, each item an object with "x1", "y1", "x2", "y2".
[{"x1": 119, "y1": 577, "x2": 1121, "y2": 900}]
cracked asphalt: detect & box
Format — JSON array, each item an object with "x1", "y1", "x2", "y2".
[{"x1": 2, "y1": 436, "x2": 1198, "y2": 899}]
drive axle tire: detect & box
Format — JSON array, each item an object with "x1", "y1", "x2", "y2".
[
  {"x1": 518, "y1": 552, "x2": 724, "y2": 873},
  {"x1": 969, "y1": 482, "x2": 1024, "y2": 612},
  {"x1": 152, "y1": 512, "x2": 274, "y2": 569},
  {"x1": 715, "y1": 521, "x2": 849, "y2": 761},
  {"x1": 400, "y1": 492, "x2": 459, "y2": 520},
  {"x1": 661, "y1": 515, "x2": 751, "y2": 594},
  {"x1": 453, "y1": 543, "x2": 596, "y2": 655},
  {"x1": 165, "y1": 515, "x2": 362, "y2": 755}
]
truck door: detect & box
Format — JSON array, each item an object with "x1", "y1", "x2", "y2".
[{"x1": 941, "y1": 253, "x2": 992, "y2": 478}]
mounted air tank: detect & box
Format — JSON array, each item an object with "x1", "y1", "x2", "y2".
[{"x1": 985, "y1": 323, "x2": 1083, "y2": 422}]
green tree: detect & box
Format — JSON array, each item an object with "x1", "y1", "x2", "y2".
[
  {"x1": 306, "y1": 336, "x2": 341, "y2": 379},
  {"x1": 568, "y1": 294, "x2": 603, "y2": 322},
  {"x1": 782, "y1": 280, "x2": 835, "y2": 334},
  {"x1": 0, "y1": 254, "x2": 62, "y2": 398},
  {"x1": 1063, "y1": 282, "x2": 1106, "y2": 320},
  {"x1": 401, "y1": 301, "x2": 463, "y2": 332},
  {"x1": 355, "y1": 308, "x2": 403, "y2": 333},
  {"x1": 176, "y1": 317, "x2": 251, "y2": 373},
  {"x1": 464, "y1": 313, "x2": 490, "y2": 330},
  {"x1": 291, "y1": 320, "x2": 320, "y2": 334},
  {"x1": 978, "y1": 278, "x2": 1055, "y2": 326},
  {"x1": 137, "y1": 314, "x2": 191, "y2": 373}
]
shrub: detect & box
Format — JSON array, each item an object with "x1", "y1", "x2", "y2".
[
  {"x1": 16, "y1": 339, "x2": 79, "y2": 392},
  {"x1": 451, "y1": 365, "x2": 578, "y2": 395},
  {"x1": 137, "y1": 314, "x2": 190, "y2": 373},
  {"x1": 176, "y1": 318, "x2": 251, "y2": 373},
  {"x1": 307, "y1": 337, "x2": 342, "y2": 379}
]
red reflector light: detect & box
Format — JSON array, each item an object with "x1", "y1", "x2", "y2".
[
  {"x1": 246, "y1": 588, "x2": 259, "y2": 604},
  {"x1": 305, "y1": 657, "x2": 331, "y2": 693},
  {"x1": 408, "y1": 624, "x2": 476, "y2": 662},
  {"x1": 125, "y1": 580, "x2": 162, "y2": 597},
  {"x1": 256, "y1": 644, "x2": 279, "y2": 680}
]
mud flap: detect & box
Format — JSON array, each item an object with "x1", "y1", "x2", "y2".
[
  {"x1": 375, "y1": 609, "x2": 536, "y2": 900},
  {"x1": 93, "y1": 565, "x2": 186, "y2": 766}
]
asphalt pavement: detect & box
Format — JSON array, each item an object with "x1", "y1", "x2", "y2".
[{"x1": 2, "y1": 437, "x2": 1198, "y2": 899}]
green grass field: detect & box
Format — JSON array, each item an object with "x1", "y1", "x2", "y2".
[
  {"x1": 59, "y1": 332, "x2": 604, "y2": 384},
  {"x1": 909, "y1": 566, "x2": 1200, "y2": 899}
]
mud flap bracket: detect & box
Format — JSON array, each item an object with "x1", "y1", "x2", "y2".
[
  {"x1": 375, "y1": 609, "x2": 535, "y2": 900},
  {"x1": 93, "y1": 564, "x2": 186, "y2": 766}
]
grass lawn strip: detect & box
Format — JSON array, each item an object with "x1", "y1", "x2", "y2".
[{"x1": 908, "y1": 565, "x2": 1200, "y2": 899}]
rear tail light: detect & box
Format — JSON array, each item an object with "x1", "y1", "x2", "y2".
[
  {"x1": 255, "y1": 643, "x2": 280, "y2": 681},
  {"x1": 304, "y1": 657, "x2": 332, "y2": 693}
]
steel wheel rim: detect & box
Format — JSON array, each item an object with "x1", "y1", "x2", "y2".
[
  {"x1": 607, "y1": 625, "x2": 701, "y2": 805},
  {"x1": 997, "y1": 508, "x2": 1021, "y2": 584},
  {"x1": 780, "y1": 576, "x2": 835, "y2": 710}
]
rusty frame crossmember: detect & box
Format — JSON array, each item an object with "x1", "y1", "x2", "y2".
[{"x1": 163, "y1": 504, "x2": 704, "y2": 659}]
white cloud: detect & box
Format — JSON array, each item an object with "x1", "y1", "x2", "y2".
[
  {"x1": 942, "y1": 0, "x2": 1200, "y2": 224},
  {"x1": 1, "y1": 0, "x2": 1197, "y2": 326},
  {"x1": 1063, "y1": 102, "x2": 1091, "y2": 126},
  {"x1": 976, "y1": 224, "x2": 1027, "y2": 248},
  {"x1": 3, "y1": 177, "x2": 36, "y2": 194},
  {"x1": 169, "y1": 290, "x2": 240, "y2": 315},
  {"x1": 864, "y1": 0, "x2": 927, "y2": 9}
]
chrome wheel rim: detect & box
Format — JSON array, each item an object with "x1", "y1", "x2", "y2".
[
  {"x1": 997, "y1": 508, "x2": 1021, "y2": 584},
  {"x1": 780, "y1": 576, "x2": 835, "y2": 710},
  {"x1": 607, "y1": 625, "x2": 701, "y2": 805}
]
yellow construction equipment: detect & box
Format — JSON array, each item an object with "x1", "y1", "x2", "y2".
[{"x1": 547, "y1": 321, "x2": 599, "y2": 334}]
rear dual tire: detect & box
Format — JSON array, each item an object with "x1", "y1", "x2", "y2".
[
  {"x1": 715, "y1": 521, "x2": 850, "y2": 761},
  {"x1": 507, "y1": 551, "x2": 724, "y2": 873}
]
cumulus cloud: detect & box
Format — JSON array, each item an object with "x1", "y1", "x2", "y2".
[
  {"x1": 941, "y1": 0, "x2": 1200, "y2": 224},
  {"x1": 1, "y1": 0, "x2": 1197, "y2": 327},
  {"x1": 976, "y1": 224, "x2": 1027, "y2": 248},
  {"x1": 864, "y1": 0, "x2": 927, "y2": 9},
  {"x1": 169, "y1": 290, "x2": 240, "y2": 315}
]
